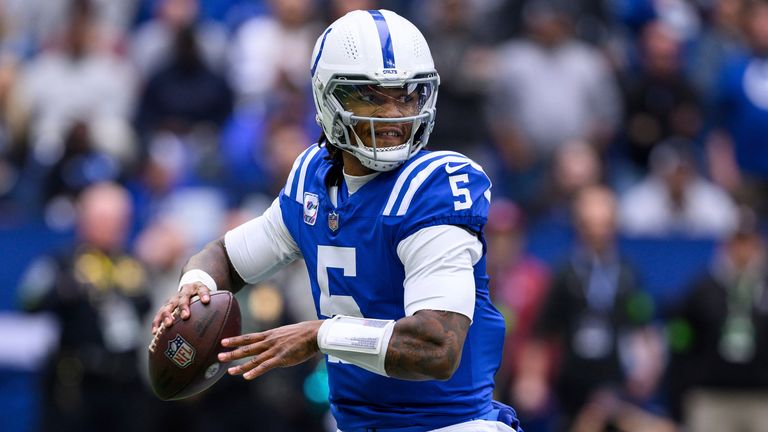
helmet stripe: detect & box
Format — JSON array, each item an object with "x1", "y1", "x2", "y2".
[
  {"x1": 311, "y1": 27, "x2": 333, "y2": 77},
  {"x1": 367, "y1": 10, "x2": 396, "y2": 69}
]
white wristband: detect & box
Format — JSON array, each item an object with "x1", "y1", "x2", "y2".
[
  {"x1": 317, "y1": 315, "x2": 395, "y2": 377},
  {"x1": 178, "y1": 269, "x2": 218, "y2": 293}
]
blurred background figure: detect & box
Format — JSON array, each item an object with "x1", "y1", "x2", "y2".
[
  {"x1": 0, "y1": 53, "x2": 31, "y2": 220},
  {"x1": 134, "y1": 18, "x2": 234, "y2": 188},
  {"x1": 487, "y1": 0, "x2": 620, "y2": 203},
  {"x1": 621, "y1": 19, "x2": 701, "y2": 176},
  {"x1": 18, "y1": 0, "x2": 137, "y2": 179},
  {"x1": 0, "y1": 0, "x2": 134, "y2": 57},
  {"x1": 529, "y1": 139, "x2": 603, "y2": 222},
  {"x1": 40, "y1": 121, "x2": 125, "y2": 232},
  {"x1": 667, "y1": 207, "x2": 768, "y2": 432},
  {"x1": 228, "y1": 0, "x2": 321, "y2": 109},
  {"x1": 135, "y1": 23, "x2": 233, "y2": 136},
  {"x1": 131, "y1": 0, "x2": 228, "y2": 79},
  {"x1": 17, "y1": 182, "x2": 155, "y2": 432},
  {"x1": 685, "y1": 0, "x2": 747, "y2": 107},
  {"x1": 619, "y1": 138, "x2": 738, "y2": 238},
  {"x1": 514, "y1": 185, "x2": 669, "y2": 431}
]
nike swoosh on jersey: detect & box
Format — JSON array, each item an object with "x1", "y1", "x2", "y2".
[{"x1": 445, "y1": 162, "x2": 470, "y2": 174}]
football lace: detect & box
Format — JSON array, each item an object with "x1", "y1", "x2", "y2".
[{"x1": 148, "y1": 307, "x2": 180, "y2": 353}]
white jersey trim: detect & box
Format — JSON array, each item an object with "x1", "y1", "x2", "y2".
[
  {"x1": 284, "y1": 146, "x2": 315, "y2": 200},
  {"x1": 295, "y1": 146, "x2": 322, "y2": 203}
]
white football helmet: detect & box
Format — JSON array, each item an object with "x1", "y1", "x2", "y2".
[{"x1": 310, "y1": 9, "x2": 440, "y2": 172}]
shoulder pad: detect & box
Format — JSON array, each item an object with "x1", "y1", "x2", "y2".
[{"x1": 382, "y1": 151, "x2": 491, "y2": 237}]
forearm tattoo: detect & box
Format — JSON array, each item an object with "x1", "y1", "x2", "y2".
[
  {"x1": 385, "y1": 310, "x2": 470, "y2": 381},
  {"x1": 182, "y1": 238, "x2": 247, "y2": 293}
]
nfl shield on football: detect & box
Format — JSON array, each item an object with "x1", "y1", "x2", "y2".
[{"x1": 148, "y1": 291, "x2": 241, "y2": 400}]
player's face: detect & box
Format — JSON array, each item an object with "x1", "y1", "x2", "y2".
[{"x1": 334, "y1": 84, "x2": 424, "y2": 148}]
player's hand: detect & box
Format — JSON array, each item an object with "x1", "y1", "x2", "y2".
[
  {"x1": 218, "y1": 320, "x2": 323, "y2": 380},
  {"x1": 151, "y1": 282, "x2": 212, "y2": 334}
]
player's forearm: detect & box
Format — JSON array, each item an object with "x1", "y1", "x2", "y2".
[
  {"x1": 385, "y1": 310, "x2": 469, "y2": 381},
  {"x1": 182, "y1": 238, "x2": 247, "y2": 294}
]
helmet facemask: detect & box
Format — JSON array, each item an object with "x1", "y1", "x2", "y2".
[{"x1": 318, "y1": 74, "x2": 438, "y2": 172}]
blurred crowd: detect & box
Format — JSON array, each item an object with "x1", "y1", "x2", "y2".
[{"x1": 1, "y1": 0, "x2": 768, "y2": 431}]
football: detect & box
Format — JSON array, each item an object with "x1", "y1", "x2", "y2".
[{"x1": 148, "y1": 290, "x2": 241, "y2": 400}]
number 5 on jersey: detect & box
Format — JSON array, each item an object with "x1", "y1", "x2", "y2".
[
  {"x1": 449, "y1": 174, "x2": 472, "y2": 210},
  {"x1": 317, "y1": 246, "x2": 363, "y2": 318}
]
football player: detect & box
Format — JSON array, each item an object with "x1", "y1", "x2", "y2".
[{"x1": 152, "y1": 9, "x2": 521, "y2": 431}]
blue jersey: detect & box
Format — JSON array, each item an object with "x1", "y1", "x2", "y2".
[
  {"x1": 716, "y1": 55, "x2": 768, "y2": 178},
  {"x1": 278, "y1": 146, "x2": 507, "y2": 431}
]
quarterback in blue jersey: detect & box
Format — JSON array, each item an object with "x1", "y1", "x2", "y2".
[{"x1": 152, "y1": 9, "x2": 521, "y2": 432}]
